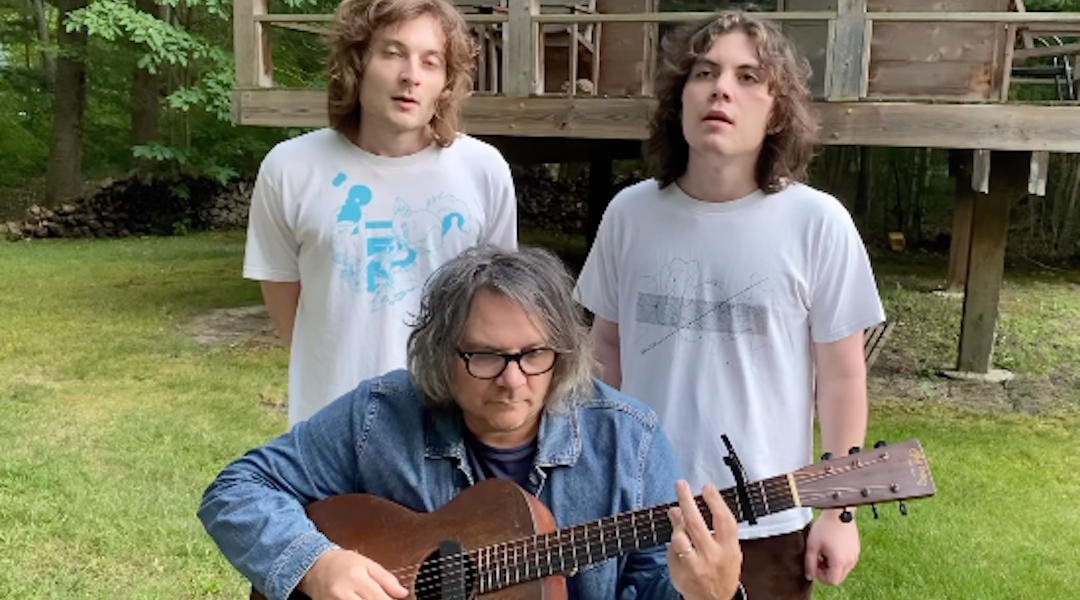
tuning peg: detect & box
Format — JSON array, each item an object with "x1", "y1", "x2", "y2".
[
  {"x1": 874, "y1": 440, "x2": 887, "y2": 448},
  {"x1": 899, "y1": 501, "x2": 908, "y2": 516},
  {"x1": 871, "y1": 504, "x2": 879, "y2": 519},
  {"x1": 820, "y1": 452, "x2": 833, "y2": 461},
  {"x1": 840, "y1": 509, "x2": 854, "y2": 523},
  {"x1": 849, "y1": 446, "x2": 862, "y2": 454}
]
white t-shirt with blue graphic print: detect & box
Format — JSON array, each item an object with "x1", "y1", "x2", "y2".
[{"x1": 244, "y1": 129, "x2": 517, "y2": 425}]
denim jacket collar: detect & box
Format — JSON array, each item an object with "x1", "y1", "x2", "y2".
[{"x1": 422, "y1": 400, "x2": 582, "y2": 468}]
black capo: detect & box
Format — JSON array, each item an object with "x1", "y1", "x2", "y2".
[{"x1": 721, "y1": 434, "x2": 757, "y2": 526}]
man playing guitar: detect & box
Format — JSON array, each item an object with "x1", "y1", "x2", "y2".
[{"x1": 199, "y1": 246, "x2": 744, "y2": 600}]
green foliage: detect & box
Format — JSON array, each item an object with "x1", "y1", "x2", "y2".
[
  {"x1": 0, "y1": 90, "x2": 48, "y2": 187},
  {"x1": 67, "y1": 0, "x2": 233, "y2": 123},
  {"x1": 133, "y1": 141, "x2": 238, "y2": 183},
  {"x1": 1024, "y1": 0, "x2": 1080, "y2": 10},
  {"x1": 69, "y1": 0, "x2": 208, "y2": 72}
]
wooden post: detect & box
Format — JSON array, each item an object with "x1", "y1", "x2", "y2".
[
  {"x1": 945, "y1": 150, "x2": 975, "y2": 293},
  {"x1": 233, "y1": 0, "x2": 272, "y2": 121},
  {"x1": 505, "y1": 0, "x2": 540, "y2": 97},
  {"x1": 956, "y1": 151, "x2": 1029, "y2": 373},
  {"x1": 827, "y1": 0, "x2": 868, "y2": 101},
  {"x1": 972, "y1": 149, "x2": 991, "y2": 194},
  {"x1": 233, "y1": 0, "x2": 272, "y2": 88},
  {"x1": 569, "y1": 23, "x2": 579, "y2": 95},
  {"x1": 1029, "y1": 151, "x2": 1050, "y2": 196}
]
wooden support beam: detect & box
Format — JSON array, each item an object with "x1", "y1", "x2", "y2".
[
  {"x1": 1011, "y1": 0, "x2": 1035, "y2": 50},
  {"x1": 1023, "y1": 24, "x2": 1080, "y2": 35},
  {"x1": 1014, "y1": 43, "x2": 1080, "y2": 61},
  {"x1": 1029, "y1": 150, "x2": 1050, "y2": 196},
  {"x1": 945, "y1": 150, "x2": 975, "y2": 293},
  {"x1": 232, "y1": 91, "x2": 1080, "y2": 152},
  {"x1": 505, "y1": 0, "x2": 541, "y2": 97},
  {"x1": 827, "y1": 0, "x2": 869, "y2": 101},
  {"x1": 233, "y1": 0, "x2": 272, "y2": 89},
  {"x1": 814, "y1": 102, "x2": 1080, "y2": 152},
  {"x1": 972, "y1": 149, "x2": 991, "y2": 194},
  {"x1": 532, "y1": 10, "x2": 835, "y2": 23},
  {"x1": 868, "y1": 12, "x2": 1080, "y2": 23},
  {"x1": 957, "y1": 151, "x2": 1030, "y2": 374}
]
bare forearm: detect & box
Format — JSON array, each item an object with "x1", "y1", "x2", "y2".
[
  {"x1": 260, "y1": 280, "x2": 301, "y2": 345},
  {"x1": 814, "y1": 332, "x2": 869, "y2": 456},
  {"x1": 590, "y1": 317, "x2": 622, "y2": 389},
  {"x1": 817, "y1": 376, "x2": 867, "y2": 456}
]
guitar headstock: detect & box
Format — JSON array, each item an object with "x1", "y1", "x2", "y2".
[{"x1": 792, "y1": 439, "x2": 936, "y2": 510}]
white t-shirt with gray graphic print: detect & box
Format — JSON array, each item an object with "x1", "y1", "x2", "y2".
[
  {"x1": 575, "y1": 179, "x2": 883, "y2": 539},
  {"x1": 244, "y1": 129, "x2": 517, "y2": 425}
]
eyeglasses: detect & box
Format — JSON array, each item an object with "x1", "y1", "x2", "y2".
[{"x1": 457, "y1": 347, "x2": 558, "y2": 380}]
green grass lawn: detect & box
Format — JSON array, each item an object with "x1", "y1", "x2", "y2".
[{"x1": 1, "y1": 232, "x2": 1078, "y2": 599}]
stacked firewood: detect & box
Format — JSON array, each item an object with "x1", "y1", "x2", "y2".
[{"x1": 5, "y1": 174, "x2": 253, "y2": 240}]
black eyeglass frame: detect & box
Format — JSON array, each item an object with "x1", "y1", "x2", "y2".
[{"x1": 456, "y1": 348, "x2": 559, "y2": 380}]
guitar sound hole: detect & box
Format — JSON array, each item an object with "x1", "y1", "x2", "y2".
[{"x1": 415, "y1": 546, "x2": 477, "y2": 600}]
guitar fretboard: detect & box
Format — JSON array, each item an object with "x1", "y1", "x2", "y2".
[{"x1": 473, "y1": 474, "x2": 796, "y2": 593}]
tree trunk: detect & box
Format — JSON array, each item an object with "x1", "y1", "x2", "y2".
[
  {"x1": 853, "y1": 146, "x2": 871, "y2": 233},
  {"x1": 47, "y1": 0, "x2": 88, "y2": 204},
  {"x1": 30, "y1": 0, "x2": 56, "y2": 76},
  {"x1": 131, "y1": 0, "x2": 163, "y2": 162}
]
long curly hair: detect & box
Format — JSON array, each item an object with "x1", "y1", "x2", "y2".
[
  {"x1": 646, "y1": 11, "x2": 818, "y2": 193},
  {"x1": 327, "y1": 0, "x2": 476, "y2": 147}
]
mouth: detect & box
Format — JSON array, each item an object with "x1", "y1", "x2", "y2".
[
  {"x1": 392, "y1": 95, "x2": 419, "y2": 107},
  {"x1": 704, "y1": 110, "x2": 734, "y2": 125}
]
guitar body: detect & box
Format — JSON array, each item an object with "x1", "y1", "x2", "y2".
[{"x1": 251, "y1": 478, "x2": 566, "y2": 600}]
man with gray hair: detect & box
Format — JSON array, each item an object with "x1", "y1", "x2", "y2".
[{"x1": 200, "y1": 246, "x2": 744, "y2": 600}]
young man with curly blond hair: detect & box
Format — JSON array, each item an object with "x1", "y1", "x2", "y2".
[
  {"x1": 575, "y1": 12, "x2": 884, "y2": 600},
  {"x1": 245, "y1": 0, "x2": 517, "y2": 425}
]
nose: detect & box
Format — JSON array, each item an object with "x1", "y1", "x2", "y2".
[
  {"x1": 496, "y1": 360, "x2": 529, "y2": 389},
  {"x1": 401, "y1": 57, "x2": 421, "y2": 86},
  {"x1": 711, "y1": 72, "x2": 734, "y2": 101}
]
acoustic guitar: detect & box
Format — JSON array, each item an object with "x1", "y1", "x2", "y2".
[{"x1": 252, "y1": 439, "x2": 935, "y2": 600}]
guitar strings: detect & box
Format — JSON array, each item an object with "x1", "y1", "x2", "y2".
[
  {"x1": 395, "y1": 505, "x2": 677, "y2": 595},
  {"x1": 391, "y1": 482, "x2": 789, "y2": 593},
  {"x1": 383, "y1": 461, "x2": 890, "y2": 596}
]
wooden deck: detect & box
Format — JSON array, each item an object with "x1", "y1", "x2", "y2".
[
  {"x1": 233, "y1": 1, "x2": 1080, "y2": 151},
  {"x1": 237, "y1": 90, "x2": 1080, "y2": 152}
]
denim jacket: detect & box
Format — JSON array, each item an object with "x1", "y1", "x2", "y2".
[{"x1": 198, "y1": 370, "x2": 685, "y2": 600}]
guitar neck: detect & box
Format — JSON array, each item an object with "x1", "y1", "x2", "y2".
[{"x1": 472, "y1": 474, "x2": 794, "y2": 594}]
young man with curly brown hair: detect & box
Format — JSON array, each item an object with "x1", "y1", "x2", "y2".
[
  {"x1": 245, "y1": 0, "x2": 517, "y2": 425},
  {"x1": 575, "y1": 11, "x2": 884, "y2": 600}
]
